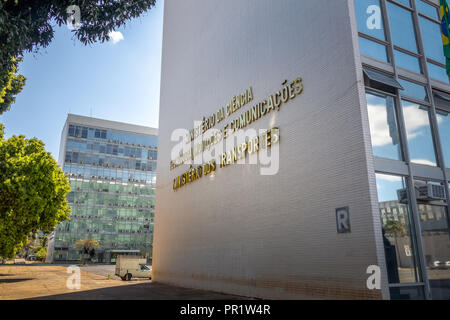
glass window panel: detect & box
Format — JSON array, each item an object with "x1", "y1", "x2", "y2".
[
  {"x1": 416, "y1": 0, "x2": 439, "y2": 20},
  {"x1": 428, "y1": 62, "x2": 449, "y2": 83},
  {"x1": 436, "y1": 109, "x2": 450, "y2": 167},
  {"x1": 398, "y1": 79, "x2": 428, "y2": 101},
  {"x1": 355, "y1": 0, "x2": 386, "y2": 40},
  {"x1": 75, "y1": 126, "x2": 81, "y2": 137},
  {"x1": 366, "y1": 91, "x2": 403, "y2": 160},
  {"x1": 375, "y1": 174, "x2": 421, "y2": 284},
  {"x1": 402, "y1": 101, "x2": 437, "y2": 166},
  {"x1": 389, "y1": 286, "x2": 425, "y2": 300},
  {"x1": 414, "y1": 180, "x2": 450, "y2": 300},
  {"x1": 394, "y1": 50, "x2": 422, "y2": 73},
  {"x1": 387, "y1": 2, "x2": 418, "y2": 53},
  {"x1": 394, "y1": 0, "x2": 411, "y2": 7},
  {"x1": 359, "y1": 36, "x2": 389, "y2": 62},
  {"x1": 107, "y1": 130, "x2": 114, "y2": 141},
  {"x1": 419, "y1": 17, "x2": 445, "y2": 63},
  {"x1": 88, "y1": 128, "x2": 94, "y2": 139}
]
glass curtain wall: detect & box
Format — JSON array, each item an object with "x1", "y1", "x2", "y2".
[
  {"x1": 356, "y1": 0, "x2": 450, "y2": 300},
  {"x1": 53, "y1": 125, "x2": 157, "y2": 264}
]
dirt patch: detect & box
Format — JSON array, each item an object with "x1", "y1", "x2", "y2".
[
  {"x1": 0, "y1": 265, "x2": 136, "y2": 300},
  {"x1": 0, "y1": 264, "x2": 245, "y2": 300}
]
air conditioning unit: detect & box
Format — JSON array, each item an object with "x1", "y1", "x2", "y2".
[
  {"x1": 416, "y1": 184, "x2": 446, "y2": 201},
  {"x1": 397, "y1": 184, "x2": 447, "y2": 203}
]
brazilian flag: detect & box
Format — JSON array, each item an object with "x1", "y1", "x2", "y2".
[{"x1": 441, "y1": 0, "x2": 450, "y2": 76}]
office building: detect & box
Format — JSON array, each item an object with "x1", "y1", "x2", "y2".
[
  {"x1": 47, "y1": 114, "x2": 158, "y2": 264},
  {"x1": 153, "y1": 0, "x2": 450, "y2": 299}
]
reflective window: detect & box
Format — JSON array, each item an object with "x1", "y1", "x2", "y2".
[
  {"x1": 375, "y1": 174, "x2": 421, "y2": 284},
  {"x1": 387, "y1": 2, "x2": 418, "y2": 53},
  {"x1": 57, "y1": 125, "x2": 157, "y2": 263},
  {"x1": 436, "y1": 109, "x2": 450, "y2": 168},
  {"x1": 402, "y1": 101, "x2": 437, "y2": 166},
  {"x1": 394, "y1": 0, "x2": 411, "y2": 7},
  {"x1": 428, "y1": 62, "x2": 449, "y2": 83},
  {"x1": 414, "y1": 180, "x2": 450, "y2": 300},
  {"x1": 398, "y1": 79, "x2": 428, "y2": 101},
  {"x1": 366, "y1": 91, "x2": 403, "y2": 160},
  {"x1": 416, "y1": 0, "x2": 439, "y2": 20},
  {"x1": 389, "y1": 286, "x2": 425, "y2": 300},
  {"x1": 359, "y1": 37, "x2": 389, "y2": 62},
  {"x1": 68, "y1": 125, "x2": 74, "y2": 137},
  {"x1": 394, "y1": 50, "x2": 421, "y2": 73},
  {"x1": 419, "y1": 16, "x2": 445, "y2": 63}
]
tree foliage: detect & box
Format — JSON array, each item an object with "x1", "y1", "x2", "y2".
[
  {"x1": 0, "y1": 56, "x2": 26, "y2": 115},
  {"x1": 384, "y1": 220, "x2": 406, "y2": 236},
  {"x1": 0, "y1": 123, "x2": 71, "y2": 258},
  {"x1": 35, "y1": 246, "x2": 47, "y2": 261},
  {"x1": 75, "y1": 238, "x2": 99, "y2": 252},
  {"x1": 75, "y1": 238, "x2": 99, "y2": 264},
  {"x1": 0, "y1": 0, "x2": 156, "y2": 112}
]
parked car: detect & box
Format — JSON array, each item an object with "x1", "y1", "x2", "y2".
[{"x1": 115, "y1": 255, "x2": 152, "y2": 281}]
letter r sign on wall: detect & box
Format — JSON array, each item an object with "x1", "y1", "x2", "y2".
[{"x1": 336, "y1": 207, "x2": 351, "y2": 233}]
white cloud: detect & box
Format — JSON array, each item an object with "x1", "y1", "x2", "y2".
[
  {"x1": 402, "y1": 105, "x2": 430, "y2": 140},
  {"x1": 108, "y1": 31, "x2": 124, "y2": 44},
  {"x1": 411, "y1": 159, "x2": 436, "y2": 166},
  {"x1": 367, "y1": 100, "x2": 432, "y2": 147},
  {"x1": 377, "y1": 173, "x2": 402, "y2": 182},
  {"x1": 367, "y1": 103, "x2": 395, "y2": 147}
]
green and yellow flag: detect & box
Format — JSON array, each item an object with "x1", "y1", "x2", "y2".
[{"x1": 441, "y1": 0, "x2": 450, "y2": 76}]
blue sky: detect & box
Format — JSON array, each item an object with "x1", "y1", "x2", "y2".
[{"x1": 0, "y1": 0, "x2": 164, "y2": 160}]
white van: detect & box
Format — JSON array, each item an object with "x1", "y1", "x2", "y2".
[{"x1": 115, "y1": 255, "x2": 152, "y2": 281}]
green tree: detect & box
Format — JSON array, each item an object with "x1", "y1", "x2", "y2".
[
  {"x1": 38, "y1": 235, "x2": 48, "y2": 249},
  {"x1": 384, "y1": 220, "x2": 406, "y2": 236},
  {"x1": 0, "y1": 56, "x2": 26, "y2": 115},
  {"x1": 0, "y1": 0, "x2": 156, "y2": 112},
  {"x1": 75, "y1": 238, "x2": 99, "y2": 264},
  {"x1": 0, "y1": 123, "x2": 71, "y2": 258},
  {"x1": 35, "y1": 246, "x2": 47, "y2": 262},
  {"x1": 384, "y1": 220, "x2": 407, "y2": 266}
]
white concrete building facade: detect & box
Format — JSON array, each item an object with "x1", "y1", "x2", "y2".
[{"x1": 154, "y1": 0, "x2": 450, "y2": 299}]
